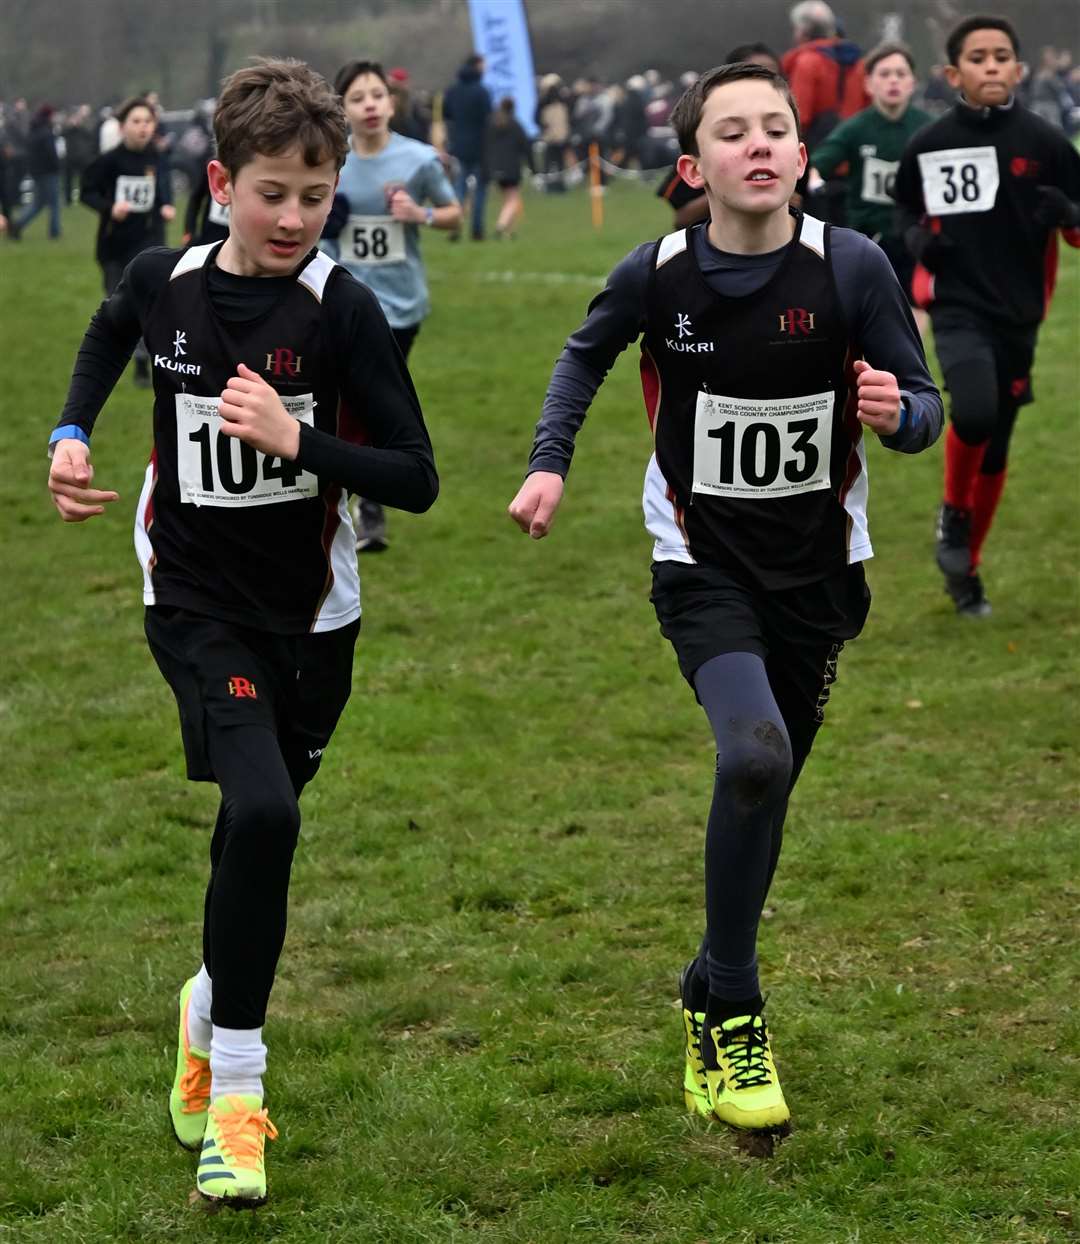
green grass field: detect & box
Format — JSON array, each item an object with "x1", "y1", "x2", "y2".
[{"x1": 1, "y1": 184, "x2": 1078, "y2": 1243}]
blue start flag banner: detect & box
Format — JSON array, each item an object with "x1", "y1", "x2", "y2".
[{"x1": 467, "y1": 0, "x2": 538, "y2": 137}]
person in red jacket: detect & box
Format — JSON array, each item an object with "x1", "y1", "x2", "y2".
[{"x1": 782, "y1": 1, "x2": 865, "y2": 154}]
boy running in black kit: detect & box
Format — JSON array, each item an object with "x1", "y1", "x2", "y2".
[
  {"x1": 47, "y1": 59, "x2": 438, "y2": 1207},
  {"x1": 893, "y1": 16, "x2": 1080, "y2": 617},
  {"x1": 509, "y1": 63, "x2": 941, "y2": 1135},
  {"x1": 79, "y1": 97, "x2": 175, "y2": 386}
]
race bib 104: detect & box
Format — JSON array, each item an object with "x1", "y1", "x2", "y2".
[
  {"x1": 861, "y1": 156, "x2": 898, "y2": 206},
  {"x1": 345, "y1": 215, "x2": 406, "y2": 265},
  {"x1": 176, "y1": 392, "x2": 318, "y2": 508},
  {"x1": 917, "y1": 146, "x2": 999, "y2": 216},
  {"x1": 692, "y1": 391, "x2": 834, "y2": 499},
  {"x1": 115, "y1": 174, "x2": 155, "y2": 213}
]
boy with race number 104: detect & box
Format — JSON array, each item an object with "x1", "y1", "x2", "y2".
[
  {"x1": 509, "y1": 62, "x2": 942, "y2": 1136},
  {"x1": 47, "y1": 59, "x2": 438, "y2": 1207}
]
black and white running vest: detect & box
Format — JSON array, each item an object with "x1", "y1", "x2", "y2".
[
  {"x1": 134, "y1": 242, "x2": 360, "y2": 633},
  {"x1": 639, "y1": 214, "x2": 871, "y2": 589}
]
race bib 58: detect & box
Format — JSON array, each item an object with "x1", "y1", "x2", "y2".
[
  {"x1": 176, "y1": 392, "x2": 318, "y2": 507},
  {"x1": 345, "y1": 215, "x2": 406, "y2": 265},
  {"x1": 692, "y1": 391, "x2": 834, "y2": 499}
]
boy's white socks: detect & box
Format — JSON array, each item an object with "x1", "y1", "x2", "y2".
[
  {"x1": 210, "y1": 1025, "x2": 267, "y2": 1101},
  {"x1": 187, "y1": 964, "x2": 213, "y2": 1055}
]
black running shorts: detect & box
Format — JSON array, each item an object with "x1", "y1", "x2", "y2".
[
  {"x1": 650, "y1": 559, "x2": 870, "y2": 705},
  {"x1": 145, "y1": 605, "x2": 359, "y2": 782},
  {"x1": 931, "y1": 310, "x2": 1038, "y2": 409}
]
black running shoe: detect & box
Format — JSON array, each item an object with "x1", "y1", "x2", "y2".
[
  {"x1": 679, "y1": 962, "x2": 711, "y2": 1118},
  {"x1": 352, "y1": 498, "x2": 389, "y2": 553},
  {"x1": 935, "y1": 503, "x2": 972, "y2": 577},
  {"x1": 945, "y1": 570, "x2": 992, "y2": 618}
]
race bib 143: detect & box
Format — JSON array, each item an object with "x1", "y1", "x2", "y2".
[{"x1": 114, "y1": 174, "x2": 155, "y2": 213}]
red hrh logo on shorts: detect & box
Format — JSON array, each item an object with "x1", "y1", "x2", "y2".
[
  {"x1": 228, "y1": 676, "x2": 257, "y2": 699},
  {"x1": 264, "y1": 348, "x2": 302, "y2": 377},
  {"x1": 778, "y1": 308, "x2": 816, "y2": 335},
  {"x1": 1010, "y1": 377, "x2": 1029, "y2": 399},
  {"x1": 1010, "y1": 156, "x2": 1040, "y2": 178}
]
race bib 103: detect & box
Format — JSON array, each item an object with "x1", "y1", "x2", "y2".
[
  {"x1": 917, "y1": 146, "x2": 999, "y2": 216},
  {"x1": 176, "y1": 392, "x2": 318, "y2": 508},
  {"x1": 692, "y1": 390, "x2": 834, "y2": 499},
  {"x1": 345, "y1": 215, "x2": 406, "y2": 265}
]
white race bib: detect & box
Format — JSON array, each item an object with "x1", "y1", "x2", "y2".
[
  {"x1": 692, "y1": 391, "x2": 833, "y2": 499},
  {"x1": 345, "y1": 215, "x2": 406, "y2": 265},
  {"x1": 176, "y1": 392, "x2": 318, "y2": 508},
  {"x1": 115, "y1": 174, "x2": 155, "y2": 213},
  {"x1": 207, "y1": 197, "x2": 230, "y2": 227},
  {"x1": 917, "y1": 146, "x2": 999, "y2": 216},
  {"x1": 861, "y1": 156, "x2": 898, "y2": 206}
]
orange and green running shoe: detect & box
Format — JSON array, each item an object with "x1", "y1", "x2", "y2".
[
  {"x1": 197, "y1": 1094, "x2": 278, "y2": 1207},
  {"x1": 168, "y1": 977, "x2": 211, "y2": 1150},
  {"x1": 704, "y1": 1009, "x2": 790, "y2": 1132},
  {"x1": 680, "y1": 962, "x2": 712, "y2": 1118}
]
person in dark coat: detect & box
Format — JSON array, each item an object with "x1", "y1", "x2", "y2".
[
  {"x1": 14, "y1": 104, "x2": 61, "y2": 238},
  {"x1": 484, "y1": 96, "x2": 535, "y2": 238},
  {"x1": 443, "y1": 53, "x2": 491, "y2": 239},
  {"x1": 62, "y1": 104, "x2": 96, "y2": 204}
]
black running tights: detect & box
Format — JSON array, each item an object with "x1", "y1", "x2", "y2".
[
  {"x1": 201, "y1": 721, "x2": 308, "y2": 1030},
  {"x1": 691, "y1": 651, "x2": 822, "y2": 1003}
]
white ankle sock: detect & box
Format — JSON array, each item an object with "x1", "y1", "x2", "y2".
[
  {"x1": 187, "y1": 965, "x2": 213, "y2": 1055},
  {"x1": 210, "y1": 1026, "x2": 266, "y2": 1101}
]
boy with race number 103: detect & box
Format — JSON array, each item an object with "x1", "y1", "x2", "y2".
[{"x1": 509, "y1": 62, "x2": 942, "y2": 1136}]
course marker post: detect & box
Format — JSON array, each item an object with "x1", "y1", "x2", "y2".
[{"x1": 589, "y1": 142, "x2": 603, "y2": 230}]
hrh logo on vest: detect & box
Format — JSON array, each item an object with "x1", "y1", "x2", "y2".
[
  {"x1": 773, "y1": 307, "x2": 817, "y2": 344},
  {"x1": 153, "y1": 328, "x2": 202, "y2": 376},
  {"x1": 265, "y1": 347, "x2": 302, "y2": 377},
  {"x1": 227, "y1": 676, "x2": 257, "y2": 699},
  {"x1": 665, "y1": 312, "x2": 714, "y2": 353}
]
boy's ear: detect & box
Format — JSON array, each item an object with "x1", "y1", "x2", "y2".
[
  {"x1": 676, "y1": 152, "x2": 705, "y2": 190},
  {"x1": 943, "y1": 63, "x2": 963, "y2": 91},
  {"x1": 796, "y1": 141, "x2": 808, "y2": 180},
  {"x1": 207, "y1": 159, "x2": 231, "y2": 205}
]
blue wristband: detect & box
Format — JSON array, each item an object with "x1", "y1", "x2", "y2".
[{"x1": 49, "y1": 425, "x2": 90, "y2": 448}]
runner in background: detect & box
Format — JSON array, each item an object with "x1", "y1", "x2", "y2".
[{"x1": 328, "y1": 59, "x2": 460, "y2": 552}]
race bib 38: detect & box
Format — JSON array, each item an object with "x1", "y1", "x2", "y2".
[{"x1": 917, "y1": 146, "x2": 999, "y2": 216}]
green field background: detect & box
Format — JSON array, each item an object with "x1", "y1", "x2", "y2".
[{"x1": 1, "y1": 185, "x2": 1078, "y2": 1242}]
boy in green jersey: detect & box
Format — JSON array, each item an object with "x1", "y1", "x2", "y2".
[{"x1": 809, "y1": 42, "x2": 930, "y2": 319}]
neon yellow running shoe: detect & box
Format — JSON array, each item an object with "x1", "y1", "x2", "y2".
[
  {"x1": 704, "y1": 1011, "x2": 791, "y2": 1132},
  {"x1": 168, "y1": 977, "x2": 211, "y2": 1151},
  {"x1": 679, "y1": 962, "x2": 711, "y2": 1118},
  {"x1": 197, "y1": 1095, "x2": 278, "y2": 1207}
]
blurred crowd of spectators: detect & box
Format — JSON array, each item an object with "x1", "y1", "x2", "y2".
[{"x1": 2, "y1": 16, "x2": 1078, "y2": 238}]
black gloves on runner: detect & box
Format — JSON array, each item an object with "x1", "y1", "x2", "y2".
[
  {"x1": 904, "y1": 224, "x2": 955, "y2": 271},
  {"x1": 1033, "y1": 185, "x2": 1080, "y2": 230}
]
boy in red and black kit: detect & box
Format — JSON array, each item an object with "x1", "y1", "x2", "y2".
[
  {"x1": 894, "y1": 16, "x2": 1080, "y2": 617},
  {"x1": 48, "y1": 59, "x2": 437, "y2": 1207}
]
